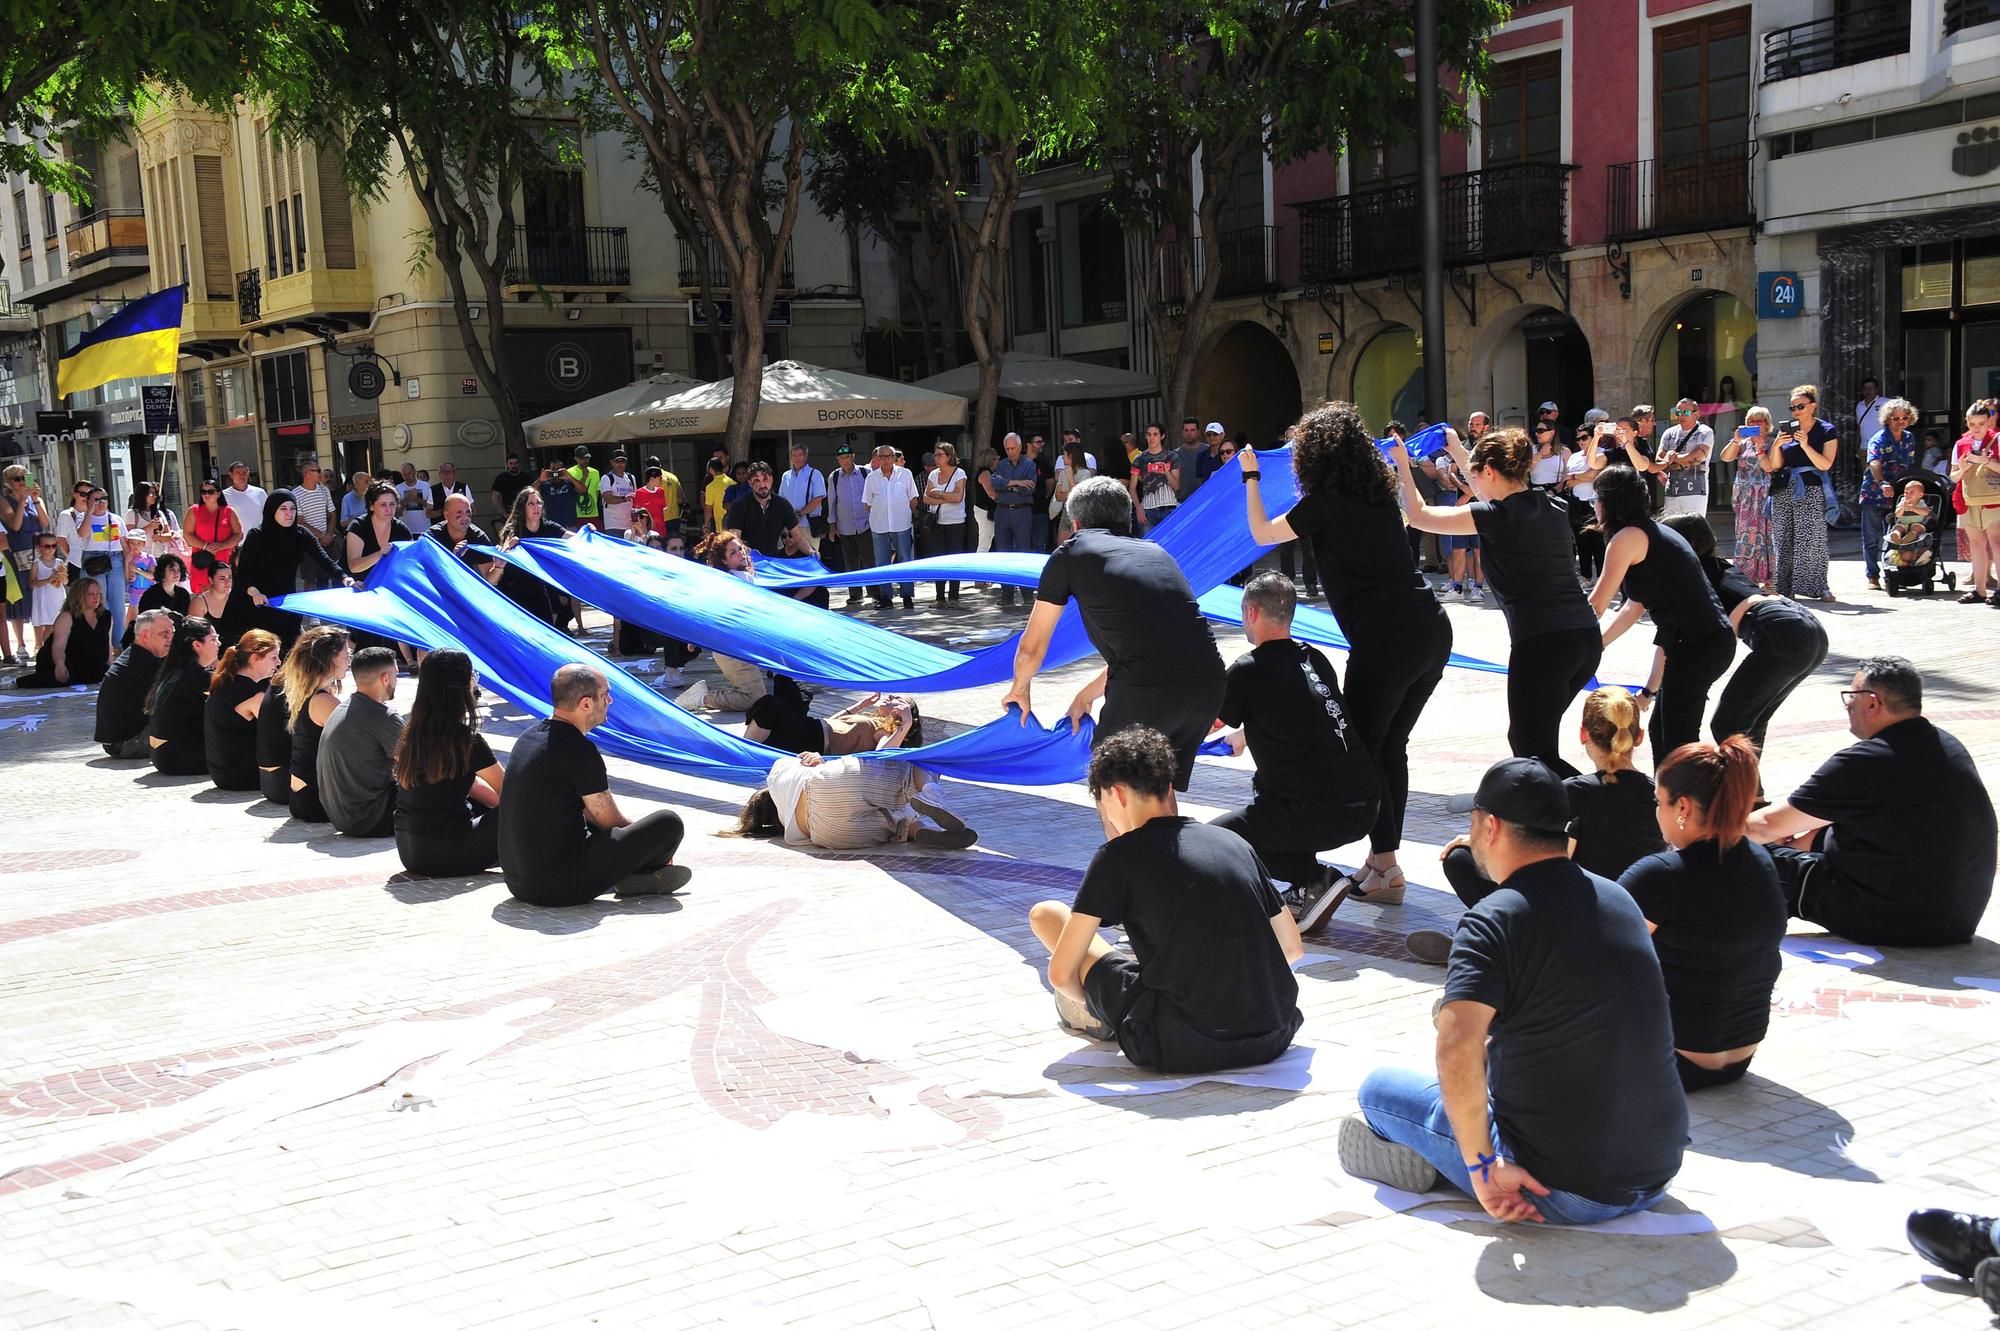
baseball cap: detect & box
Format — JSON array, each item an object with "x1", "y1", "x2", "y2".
[
  {"x1": 1204, "y1": 421, "x2": 1225, "y2": 435},
  {"x1": 1469, "y1": 758, "x2": 1571, "y2": 837},
  {"x1": 835, "y1": 443, "x2": 854, "y2": 456},
  {"x1": 1538, "y1": 401, "x2": 1558, "y2": 413},
  {"x1": 573, "y1": 445, "x2": 592, "y2": 458}
]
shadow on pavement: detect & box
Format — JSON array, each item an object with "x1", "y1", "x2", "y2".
[
  {"x1": 1473, "y1": 1228, "x2": 1738, "y2": 1310},
  {"x1": 385, "y1": 874, "x2": 500, "y2": 905},
  {"x1": 490, "y1": 893, "x2": 685, "y2": 934},
  {"x1": 189, "y1": 787, "x2": 263, "y2": 805},
  {"x1": 1687, "y1": 1077, "x2": 1876, "y2": 1181}
]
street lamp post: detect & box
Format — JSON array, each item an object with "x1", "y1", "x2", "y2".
[{"x1": 1416, "y1": 0, "x2": 1447, "y2": 424}]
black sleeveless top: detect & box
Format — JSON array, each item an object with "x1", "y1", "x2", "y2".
[
  {"x1": 290, "y1": 689, "x2": 334, "y2": 786},
  {"x1": 33, "y1": 609, "x2": 113, "y2": 685},
  {"x1": 1620, "y1": 520, "x2": 1731, "y2": 648},
  {"x1": 1697, "y1": 555, "x2": 1761, "y2": 617},
  {"x1": 257, "y1": 683, "x2": 291, "y2": 768}
]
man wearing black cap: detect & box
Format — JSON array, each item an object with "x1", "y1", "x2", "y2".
[
  {"x1": 1339, "y1": 756, "x2": 1686, "y2": 1226},
  {"x1": 724, "y1": 461, "x2": 803, "y2": 558},
  {"x1": 824, "y1": 443, "x2": 874, "y2": 605}
]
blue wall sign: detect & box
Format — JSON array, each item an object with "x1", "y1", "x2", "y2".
[{"x1": 1759, "y1": 271, "x2": 1803, "y2": 318}]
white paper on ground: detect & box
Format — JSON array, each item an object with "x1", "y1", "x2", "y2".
[
  {"x1": 751, "y1": 994, "x2": 952, "y2": 1062},
  {"x1": 0, "y1": 714, "x2": 45, "y2": 732},
  {"x1": 1780, "y1": 937, "x2": 1883, "y2": 969},
  {"x1": 1290, "y1": 950, "x2": 1341, "y2": 971},
  {"x1": 1052, "y1": 1044, "x2": 1363, "y2": 1098}
]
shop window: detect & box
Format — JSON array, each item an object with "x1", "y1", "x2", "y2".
[
  {"x1": 1352, "y1": 326, "x2": 1424, "y2": 433},
  {"x1": 1651, "y1": 292, "x2": 1755, "y2": 414}
]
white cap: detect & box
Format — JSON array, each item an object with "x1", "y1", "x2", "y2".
[
  {"x1": 1204, "y1": 421, "x2": 1225, "y2": 435},
  {"x1": 1538, "y1": 401, "x2": 1559, "y2": 413}
]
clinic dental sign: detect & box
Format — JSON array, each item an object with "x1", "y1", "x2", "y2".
[{"x1": 1758, "y1": 271, "x2": 1802, "y2": 319}]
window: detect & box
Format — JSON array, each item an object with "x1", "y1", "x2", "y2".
[
  {"x1": 1057, "y1": 196, "x2": 1125, "y2": 327},
  {"x1": 1009, "y1": 208, "x2": 1046, "y2": 334},
  {"x1": 263, "y1": 206, "x2": 276, "y2": 279},
  {"x1": 1656, "y1": 11, "x2": 1750, "y2": 163},
  {"x1": 292, "y1": 192, "x2": 306, "y2": 271},
  {"x1": 1352, "y1": 326, "x2": 1424, "y2": 431},
  {"x1": 259, "y1": 349, "x2": 312, "y2": 423},
  {"x1": 1966, "y1": 235, "x2": 2000, "y2": 307},
  {"x1": 1904, "y1": 244, "x2": 1953, "y2": 311},
  {"x1": 183, "y1": 368, "x2": 208, "y2": 431},
  {"x1": 11, "y1": 191, "x2": 27, "y2": 249},
  {"x1": 1483, "y1": 53, "x2": 1562, "y2": 164},
  {"x1": 1351, "y1": 139, "x2": 1418, "y2": 189},
  {"x1": 40, "y1": 191, "x2": 56, "y2": 241},
  {"x1": 1651, "y1": 292, "x2": 1755, "y2": 415},
  {"x1": 214, "y1": 365, "x2": 255, "y2": 427},
  {"x1": 276, "y1": 198, "x2": 293, "y2": 275}
]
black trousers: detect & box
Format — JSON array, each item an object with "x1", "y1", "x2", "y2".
[
  {"x1": 1506, "y1": 626, "x2": 1602, "y2": 779},
  {"x1": 396, "y1": 811, "x2": 501, "y2": 877},
  {"x1": 1212, "y1": 792, "x2": 1378, "y2": 885},
  {"x1": 290, "y1": 780, "x2": 329, "y2": 823},
  {"x1": 1342, "y1": 604, "x2": 1452, "y2": 855},
  {"x1": 1574, "y1": 526, "x2": 1605, "y2": 580},
  {"x1": 1650, "y1": 628, "x2": 1737, "y2": 768},
  {"x1": 1279, "y1": 537, "x2": 1319, "y2": 592},
  {"x1": 1710, "y1": 599, "x2": 1829, "y2": 753},
  {"x1": 506, "y1": 809, "x2": 685, "y2": 907},
  {"x1": 259, "y1": 766, "x2": 291, "y2": 805},
  {"x1": 923, "y1": 519, "x2": 970, "y2": 597},
  {"x1": 1677, "y1": 1053, "x2": 1753, "y2": 1092},
  {"x1": 336, "y1": 798, "x2": 397, "y2": 839},
  {"x1": 1097, "y1": 674, "x2": 1227, "y2": 793},
  {"x1": 1441, "y1": 844, "x2": 1497, "y2": 908},
  {"x1": 836, "y1": 532, "x2": 874, "y2": 603},
  {"x1": 1768, "y1": 843, "x2": 1975, "y2": 946}
]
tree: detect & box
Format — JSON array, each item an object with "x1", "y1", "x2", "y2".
[
  {"x1": 1094, "y1": 0, "x2": 1508, "y2": 425},
  {"x1": 273, "y1": 0, "x2": 571, "y2": 458}
]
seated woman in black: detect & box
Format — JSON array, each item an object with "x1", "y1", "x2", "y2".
[
  {"x1": 1620, "y1": 735, "x2": 1788, "y2": 1092},
  {"x1": 1592, "y1": 465, "x2": 1736, "y2": 767},
  {"x1": 205, "y1": 628, "x2": 280, "y2": 790},
  {"x1": 124, "y1": 553, "x2": 191, "y2": 648},
  {"x1": 186, "y1": 560, "x2": 254, "y2": 647},
  {"x1": 13, "y1": 577, "x2": 113, "y2": 688},
  {"x1": 493, "y1": 486, "x2": 574, "y2": 625},
  {"x1": 280, "y1": 623, "x2": 353, "y2": 822},
  {"x1": 146, "y1": 616, "x2": 221, "y2": 775},
  {"x1": 1563, "y1": 685, "x2": 1667, "y2": 881},
  {"x1": 256, "y1": 680, "x2": 292, "y2": 805},
  {"x1": 393, "y1": 649, "x2": 506, "y2": 876}
]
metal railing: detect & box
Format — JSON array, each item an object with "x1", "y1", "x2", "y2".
[
  {"x1": 677, "y1": 234, "x2": 795, "y2": 292},
  {"x1": 237, "y1": 268, "x2": 261, "y2": 325},
  {"x1": 1158, "y1": 224, "x2": 1282, "y2": 305},
  {"x1": 1294, "y1": 160, "x2": 1572, "y2": 284},
  {"x1": 1761, "y1": 0, "x2": 1909, "y2": 82},
  {"x1": 1604, "y1": 143, "x2": 1755, "y2": 242},
  {"x1": 62, "y1": 208, "x2": 147, "y2": 267},
  {"x1": 504, "y1": 226, "x2": 630, "y2": 287},
  {"x1": 1945, "y1": 0, "x2": 2000, "y2": 35}
]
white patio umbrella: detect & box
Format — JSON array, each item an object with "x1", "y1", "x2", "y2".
[
  {"x1": 523, "y1": 372, "x2": 707, "y2": 447},
  {"x1": 914, "y1": 351, "x2": 1159, "y2": 404},
  {"x1": 610, "y1": 359, "x2": 967, "y2": 439}
]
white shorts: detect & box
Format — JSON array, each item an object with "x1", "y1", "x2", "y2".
[{"x1": 1662, "y1": 494, "x2": 1710, "y2": 518}]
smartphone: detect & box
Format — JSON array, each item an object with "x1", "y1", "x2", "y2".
[{"x1": 1736, "y1": 425, "x2": 1762, "y2": 439}]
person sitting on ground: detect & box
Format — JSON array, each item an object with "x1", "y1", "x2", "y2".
[
  {"x1": 317, "y1": 646, "x2": 404, "y2": 838},
  {"x1": 1002, "y1": 475, "x2": 1225, "y2": 793},
  {"x1": 1212, "y1": 572, "x2": 1380, "y2": 931},
  {"x1": 675, "y1": 531, "x2": 772, "y2": 713},
  {"x1": 1884, "y1": 480, "x2": 1932, "y2": 570},
  {"x1": 255, "y1": 676, "x2": 292, "y2": 805},
  {"x1": 13, "y1": 577, "x2": 112, "y2": 688},
  {"x1": 1026, "y1": 726, "x2": 1304, "y2": 1069},
  {"x1": 205, "y1": 628, "x2": 280, "y2": 790},
  {"x1": 743, "y1": 690, "x2": 925, "y2": 756},
  {"x1": 186, "y1": 559, "x2": 252, "y2": 647},
  {"x1": 126, "y1": 552, "x2": 191, "y2": 648},
  {"x1": 95, "y1": 608, "x2": 175, "y2": 758},
  {"x1": 1344, "y1": 756, "x2": 1686, "y2": 1225},
  {"x1": 498, "y1": 664, "x2": 690, "y2": 906},
  {"x1": 724, "y1": 743, "x2": 974, "y2": 851},
  {"x1": 145, "y1": 616, "x2": 221, "y2": 775},
  {"x1": 1748, "y1": 656, "x2": 1996, "y2": 946},
  {"x1": 393, "y1": 649, "x2": 506, "y2": 878},
  {"x1": 281, "y1": 625, "x2": 353, "y2": 823},
  {"x1": 1620, "y1": 736, "x2": 1787, "y2": 1092}
]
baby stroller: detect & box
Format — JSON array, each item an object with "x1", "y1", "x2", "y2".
[{"x1": 1882, "y1": 471, "x2": 1957, "y2": 597}]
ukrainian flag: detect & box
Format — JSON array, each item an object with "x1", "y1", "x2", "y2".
[{"x1": 56, "y1": 287, "x2": 184, "y2": 397}]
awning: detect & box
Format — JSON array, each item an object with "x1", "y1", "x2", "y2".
[
  {"x1": 522, "y1": 372, "x2": 707, "y2": 447},
  {"x1": 914, "y1": 351, "x2": 1158, "y2": 404},
  {"x1": 613, "y1": 360, "x2": 967, "y2": 438}
]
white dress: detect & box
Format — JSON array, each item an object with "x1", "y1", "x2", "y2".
[{"x1": 29, "y1": 557, "x2": 63, "y2": 625}]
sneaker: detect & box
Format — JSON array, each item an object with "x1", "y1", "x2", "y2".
[
  {"x1": 1465, "y1": 584, "x2": 1484, "y2": 605},
  {"x1": 674, "y1": 679, "x2": 708, "y2": 710},
  {"x1": 1282, "y1": 865, "x2": 1352, "y2": 933},
  {"x1": 1435, "y1": 582, "x2": 1461, "y2": 602},
  {"x1": 661, "y1": 667, "x2": 685, "y2": 688},
  {"x1": 616, "y1": 864, "x2": 693, "y2": 898},
  {"x1": 1337, "y1": 1114, "x2": 1442, "y2": 1192},
  {"x1": 911, "y1": 825, "x2": 978, "y2": 850},
  {"x1": 1908, "y1": 1208, "x2": 2000, "y2": 1279},
  {"x1": 1405, "y1": 930, "x2": 1453, "y2": 965},
  {"x1": 1055, "y1": 990, "x2": 1116, "y2": 1041}
]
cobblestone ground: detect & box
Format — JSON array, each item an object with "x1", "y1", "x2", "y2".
[{"x1": 2, "y1": 529, "x2": 1997, "y2": 1331}]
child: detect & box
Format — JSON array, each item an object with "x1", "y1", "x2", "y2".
[
  {"x1": 123, "y1": 533, "x2": 156, "y2": 629},
  {"x1": 28, "y1": 536, "x2": 66, "y2": 648},
  {"x1": 1885, "y1": 480, "x2": 1933, "y2": 571}
]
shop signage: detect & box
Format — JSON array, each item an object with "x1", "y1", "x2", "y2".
[
  {"x1": 1758, "y1": 271, "x2": 1803, "y2": 318},
  {"x1": 142, "y1": 386, "x2": 178, "y2": 435}
]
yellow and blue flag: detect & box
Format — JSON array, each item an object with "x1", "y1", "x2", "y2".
[{"x1": 56, "y1": 287, "x2": 184, "y2": 398}]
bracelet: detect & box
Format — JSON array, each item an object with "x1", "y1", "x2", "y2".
[
  {"x1": 1469, "y1": 1152, "x2": 1499, "y2": 1183},
  {"x1": 1637, "y1": 686, "x2": 1656, "y2": 699},
  {"x1": 1241, "y1": 471, "x2": 1259, "y2": 485}
]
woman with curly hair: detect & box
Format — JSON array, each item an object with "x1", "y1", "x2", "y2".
[{"x1": 1242, "y1": 401, "x2": 1452, "y2": 906}]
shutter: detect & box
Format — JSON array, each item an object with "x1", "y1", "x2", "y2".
[
  {"x1": 316, "y1": 142, "x2": 356, "y2": 269},
  {"x1": 171, "y1": 161, "x2": 189, "y2": 287},
  {"x1": 195, "y1": 156, "x2": 232, "y2": 299}
]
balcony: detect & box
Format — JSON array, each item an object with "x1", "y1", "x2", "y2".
[
  {"x1": 1604, "y1": 143, "x2": 1755, "y2": 243},
  {"x1": 677, "y1": 235, "x2": 795, "y2": 293},
  {"x1": 0, "y1": 282, "x2": 29, "y2": 334},
  {"x1": 1761, "y1": 0, "x2": 1910, "y2": 83},
  {"x1": 1158, "y1": 225, "x2": 1283, "y2": 306},
  {"x1": 504, "y1": 226, "x2": 630, "y2": 289},
  {"x1": 63, "y1": 209, "x2": 149, "y2": 268},
  {"x1": 237, "y1": 269, "x2": 261, "y2": 325},
  {"x1": 1294, "y1": 160, "x2": 1573, "y2": 285}
]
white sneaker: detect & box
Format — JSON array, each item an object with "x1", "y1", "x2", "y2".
[
  {"x1": 1434, "y1": 582, "x2": 1461, "y2": 601},
  {"x1": 661, "y1": 667, "x2": 685, "y2": 687},
  {"x1": 1465, "y1": 584, "x2": 1484, "y2": 604},
  {"x1": 674, "y1": 680, "x2": 708, "y2": 711}
]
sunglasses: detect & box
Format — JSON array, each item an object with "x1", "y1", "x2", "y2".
[{"x1": 1791, "y1": 400, "x2": 1813, "y2": 409}]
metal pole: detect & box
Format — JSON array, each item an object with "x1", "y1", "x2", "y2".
[{"x1": 1416, "y1": 0, "x2": 1447, "y2": 424}]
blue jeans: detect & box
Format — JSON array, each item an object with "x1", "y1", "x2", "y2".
[
  {"x1": 90, "y1": 553, "x2": 127, "y2": 631},
  {"x1": 1859, "y1": 504, "x2": 1885, "y2": 580},
  {"x1": 1356, "y1": 1066, "x2": 1667, "y2": 1225},
  {"x1": 870, "y1": 527, "x2": 914, "y2": 600}
]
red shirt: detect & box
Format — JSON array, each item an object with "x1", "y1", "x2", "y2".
[{"x1": 631, "y1": 485, "x2": 668, "y2": 533}]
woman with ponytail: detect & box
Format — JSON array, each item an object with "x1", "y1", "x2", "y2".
[
  {"x1": 1619, "y1": 736, "x2": 1787, "y2": 1092},
  {"x1": 204, "y1": 629, "x2": 281, "y2": 790},
  {"x1": 1562, "y1": 686, "x2": 1669, "y2": 881}
]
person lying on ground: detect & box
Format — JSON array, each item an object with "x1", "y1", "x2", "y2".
[{"x1": 723, "y1": 747, "x2": 974, "y2": 851}]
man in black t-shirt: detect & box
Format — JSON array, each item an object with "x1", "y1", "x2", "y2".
[
  {"x1": 490, "y1": 455, "x2": 531, "y2": 526},
  {"x1": 95, "y1": 609, "x2": 173, "y2": 758},
  {"x1": 1027, "y1": 727, "x2": 1304, "y2": 1072},
  {"x1": 1344, "y1": 757, "x2": 1686, "y2": 1224},
  {"x1": 1212, "y1": 573, "x2": 1379, "y2": 930},
  {"x1": 498, "y1": 664, "x2": 691, "y2": 907},
  {"x1": 724, "y1": 462, "x2": 802, "y2": 558},
  {"x1": 1749, "y1": 656, "x2": 1995, "y2": 945},
  {"x1": 425, "y1": 494, "x2": 495, "y2": 571},
  {"x1": 1000, "y1": 475, "x2": 1224, "y2": 793}
]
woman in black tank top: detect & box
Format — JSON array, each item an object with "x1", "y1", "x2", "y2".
[
  {"x1": 275, "y1": 624, "x2": 353, "y2": 823},
  {"x1": 1593, "y1": 466, "x2": 1736, "y2": 766}
]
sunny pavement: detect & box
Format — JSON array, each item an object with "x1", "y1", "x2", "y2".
[{"x1": 0, "y1": 523, "x2": 1996, "y2": 1331}]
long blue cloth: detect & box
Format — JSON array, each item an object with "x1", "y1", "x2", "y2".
[{"x1": 276, "y1": 536, "x2": 1095, "y2": 785}]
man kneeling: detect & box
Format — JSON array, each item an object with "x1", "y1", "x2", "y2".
[{"x1": 1028, "y1": 726, "x2": 1304, "y2": 1073}]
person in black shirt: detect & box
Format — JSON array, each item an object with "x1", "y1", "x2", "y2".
[
  {"x1": 204, "y1": 628, "x2": 279, "y2": 790},
  {"x1": 235, "y1": 490, "x2": 352, "y2": 649},
  {"x1": 1244, "y1": 402, "x2": 1452, "y2": 905},
  {"x1": 498, "y1": 664, "x2": 690, "y2": 906},
  {"x1": 14, "y1": 577, "x2": 113, "y2": 688},
  {"x1": 394, "y1": 650, "x2": 506, "y2": 877},
  {"x1": 1592, "y1": 466, "x2": 1735, "y2": 766},
  {"x1": 1002, "y1": 476, "x2": 1224, "y2": 794},
  {"x1": 1027, "y1": 727, "x2": 1304, "y2": 1071},
  {"x1": 145, "y1": 615, "x2": 221, "y2": 776},
  {"x1": 723, "y1": 462, "x2": 802, "y2": 558},
  {"x1": 1345, "y1": 757, "x2": 1686, "y2": 1224},
  {"x1": 95, "y1": 608, "x2": 174, "y2": 758},
  {"x1": 1393, "y1": 427, "x2": 1601, "y2": 778},
  {"x1": 494, "y1": 487, "x2": 573, "y2": 626},
  {"x1": 489, "y1": 455, "x2": 532, "y2": 528},
  {"x1": 256, "y1": 682, "x2": 292, "y2": 805},
  {"x1": 1621, "y1": 736, "x2": 1787, "y2": 1092},
  {"x1": 425, "y1": 494, "x2": 494, "y2": 569},
  {"x1": 1212, "y1": 573, "x2": 1380, "y2": 930},
  {"x1": 1749, "y1": 657, "x2": 1996, "y2": 945},
  {"x1": 124, "y1": 554, "x2": 191, "y2": 648}
]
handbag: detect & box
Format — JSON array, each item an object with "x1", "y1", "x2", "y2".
[
  {"x1": 82, "y1": 552, "x2": 113, "y2": 577},
  {"x1": 192, "y1": 548, "x2": 217, "y2": 572}
]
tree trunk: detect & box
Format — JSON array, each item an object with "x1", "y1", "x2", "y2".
[
  {"x1": 1156, "y1": 139, "x2": 1235, "y2": 427},
  {"x1": 936, "y1": 140, "x2": 1019, "y2": 460}
]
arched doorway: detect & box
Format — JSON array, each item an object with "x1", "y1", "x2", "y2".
[
  {"x1": 1352, "y1": 325, "x2": 1423, "y2": 433},
  {"x1": 1190, "y1": 321, "x2": 1303, "y2": 448},
  {"x1": 1472, "y1": 307, "x2": 1594, "y2": 431},
  {"x1": 1651, "y1": 290, "x2": 1756, "y2": 431}
]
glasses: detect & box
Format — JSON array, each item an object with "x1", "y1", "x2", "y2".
[
  {"x1": 1674, "y1": 409, "x2": 1695, "y2": 416},
  {"x1": 1839, "y1": 689, "x2": 1878, "y2": 706},
  {"x1": 88, "y1": 493, "x2": 106, "y2": 502},
  {"x1": 1790, "y1": 400, "x2": 1813, "y2": 410}
]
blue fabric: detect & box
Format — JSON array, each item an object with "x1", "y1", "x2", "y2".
[
  {"x1": 1379, "y1": 423, "x2": 1450, "y2": 460},
  {"x1": 276, "y1": 536, "x2": 1094, "y2": 786}
]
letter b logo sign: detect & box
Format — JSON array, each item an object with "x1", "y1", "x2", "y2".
[{"x1": 546, "y1": 342, "x2": 592, "y2": 392}]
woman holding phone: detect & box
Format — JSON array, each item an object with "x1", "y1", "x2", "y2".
[
  {"x1": 1762, "y1": 385, "x2": 1837, "y2": 600},
  {"x1": 1720, "y1": 406, "x2": 1776, "y2": 590}
]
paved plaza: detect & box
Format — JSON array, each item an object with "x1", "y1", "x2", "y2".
[{"x1": 2, "y1": 530, "x2": 1998, "y2": 1331}]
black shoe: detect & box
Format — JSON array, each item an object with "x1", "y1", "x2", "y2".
[
  {"x1": 1977, "y1": 1257, "x2": 2000, "y2": 1312},
  {"x1": 1907, "y1": 1209, "x2": 2000, "y2": 1279},
  {"x1": 874, "y1": 598, "x2": 892, "y2": 609},
  {"x1": 616, "y1": 864, "x2": 693, "y2": 898},
  {"x1": 903, "y1": 595, "x2": 916, "y2": 610}
]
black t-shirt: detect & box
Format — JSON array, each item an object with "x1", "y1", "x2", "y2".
[
  {"x1": 971, "y1": 466, "x2": 996, "y2": 514},
  {"x1": 1218, "y1": 639, "x2": 1379, "y2": 806},
  {"x1": 148, "y1": 662, "x2": 209, "y2": 775},
  {"x1": 1469, "y1": 490, "x2": 1599, "y2": 640},
  {"x1": 747, "y1": 694, "x2": 821, "y2": 754},
  {"x1": 344, "y1": 516, "x2": 412, "y2": 579},
  {"x1": 492, "y1": 469, "x2": 532, "y2": 513},
  {"x1": 1620, "y1": 520, "x2": 1731, "y2": 648},
  {"x1": 1037, "y1": 529, "x2": 1221, "y2": 688},
  {"x1": 1777, "y1": 419, "x2": 1837, "y2": 483},
  {"x1": 1620, "y1": 838, "x2": 1788, "y2": 1054},
  {"x1": 1562, "y1": 770, "x2": 1668, "y2": 882},
  {"x1": 1443, "y1": 858, "x2": 1686, "y2": 1199},
  {"x1": 1072, "y1": 817, "x2": 1303, "y2": 1074},
  {"x1": 136, "y1": 583, "x2": 192, "y2": 618},
  {"x1": 1698, "y1": 555, "x2": 1760, "y2": 615},
  {"x1": 1789, "y1": 717, "x2": 1997, "y2": 941},
  {"x1": 95, "y1": 646, "x2": 161, "y2": 743},
  {"x1": 256, "y1": 683, "x2": 290, "y2": 769},
  {"x1": 425, "y1": 520, "x2": 494, "y2": 568},
  {"x1": 397, "y1": 733, "x2": 496, "y2": 836},
  {"x1": 498, "y1": 719, "x2": 609, "y2": 895},
  {"x1": 1282, "y1": 489, "x2": 1434, "y2": 642},
  {"x1": 205, "y1": 674, "x2": 267, "y2": 787},
  {"x1": 724, "y1": 494, "x2": 800, "y2": 557}
]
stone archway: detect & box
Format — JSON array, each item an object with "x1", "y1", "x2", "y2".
[
  {"x1": 1189, "y1": 320, "x2": 1305, "y2": 447},
  {"x1": 1464, "y1": 304, "x2": 1595, "y2": 430}
]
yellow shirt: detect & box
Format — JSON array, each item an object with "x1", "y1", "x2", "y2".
[
  {"x1": 704, "y1": 474, "x2": 730, "y2": 531},
  {"x1": 657, "y1": 471, "x2": 683, "y2": 518}
]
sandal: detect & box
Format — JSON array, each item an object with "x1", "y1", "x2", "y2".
[
  {"x1": 1349, "y1": 864, "x2": 1407, "y2": 906},
  {"x1": 1960, "y1": 591, "x2": 1985, "y2": 604}
]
